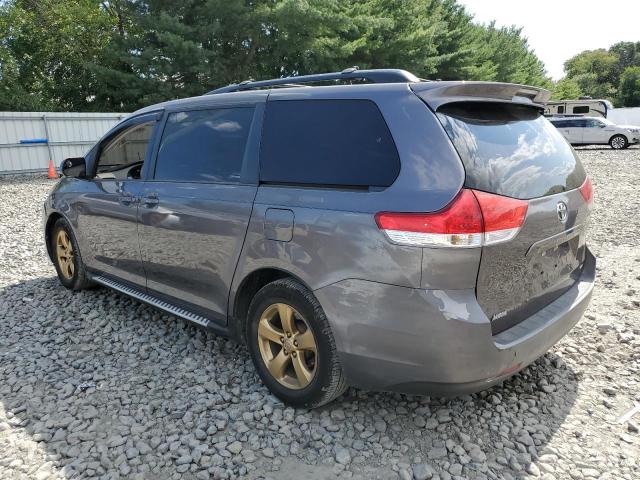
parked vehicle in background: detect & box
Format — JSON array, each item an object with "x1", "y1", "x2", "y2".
[
  {"x1": 545, "y1": 99, "x2": 614, "y2": 118},
  {"x1": 548, "y1": 116, "x2": 640, "y2": 149},
  {"x1": 43, "y1": 69, "x2": 596, "y2": 407}
]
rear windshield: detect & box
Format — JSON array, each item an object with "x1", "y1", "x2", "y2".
[{"x1": 436, "y1": 102, "x2": 586, "y2": 199}]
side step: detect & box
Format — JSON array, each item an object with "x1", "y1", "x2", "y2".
[{"x1": 91, "y1": 274, "x2": 212, "y2": 328}]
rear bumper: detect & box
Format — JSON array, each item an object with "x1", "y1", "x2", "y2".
[{"x1": 314, "y1": 248, "x2": 595, "y2": 395}]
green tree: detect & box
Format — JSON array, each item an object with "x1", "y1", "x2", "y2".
[
  {"x1": 550, "y1": 77, "x2": 582, "y2": 100},
  {"x1": 610, "y1": 41, "x2": 640, "y2": 82},
  {"x1": 565, "y1": 49, "x2": 618, "y2": 82},
  {"x1": 0, "y1": 0, "x2": 115, "y2": 111},
  {"x1": 0, "y1": 0, "x2": 554, "y2": 112},
  {"x1": 422, "y1": 0, "x2": 484, "y2": 80},
  {"x1": 90, "y1": 0, "x2": 361, "y2": 109},
  {"x1": 560, "y1": 44, "x2": 640, "y2": 105},
  {"x1": 564, "y1": 49, "x2": 618, "y2": 101},
  {"x1": 473, "y1": 23, "x2": 549, "y2": 86},
  {"x1": 618, "y1": 66, "x2": 640, "y2": 107}
]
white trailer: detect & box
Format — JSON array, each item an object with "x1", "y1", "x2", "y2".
[{"x1": 544, "y1": 99, "x2": 614, "y2": 118}]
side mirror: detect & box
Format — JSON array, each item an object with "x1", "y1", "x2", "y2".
[{"x1": 61, "y1": 157, "x2": 87, "y2": 178}]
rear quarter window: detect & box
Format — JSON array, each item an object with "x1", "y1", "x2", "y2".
[
  {"x1": 259, "y1": 99, "x2": 400, "y2": 188},
  {"x1": 436, "y1": 102, "x2": 586, "y2": 199}
]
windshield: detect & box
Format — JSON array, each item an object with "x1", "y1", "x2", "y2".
[{"x1": 437, "y1": 102, "x2": 586, "y2": 199}]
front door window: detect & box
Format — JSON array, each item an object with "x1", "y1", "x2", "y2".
[{"x1": 95, "y1": 121, "x2": 155, "y2": 180}]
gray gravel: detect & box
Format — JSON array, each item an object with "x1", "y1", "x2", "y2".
[{"x1": 1, "y1": 146, "x2": 639, "y2": 480}]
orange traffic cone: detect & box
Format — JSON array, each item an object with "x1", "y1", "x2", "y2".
[{"x1": 47, "y1": 159, "x2": 57, "y2": 179}]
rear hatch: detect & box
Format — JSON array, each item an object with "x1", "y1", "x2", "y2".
[{"x1": 413, "y1": 84, "x2": 592, "y2": 334}]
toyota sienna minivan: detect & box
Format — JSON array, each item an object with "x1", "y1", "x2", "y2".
[{"x1": 44, "y1": 68, "x2": 595, "y2": 407}]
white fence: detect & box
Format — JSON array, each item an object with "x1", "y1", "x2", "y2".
[
  {"x1": 609, "y1": 107, "x2": 640, "y2": 125},
  {"x1": 0, "y1": 112, "x2": 127, "y2": 175}
]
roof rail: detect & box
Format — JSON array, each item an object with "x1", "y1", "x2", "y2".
[{"x1": 207, "y1": 67, "x2": 422, "y2": 94}]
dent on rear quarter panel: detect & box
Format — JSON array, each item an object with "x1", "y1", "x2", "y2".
[{"x1": 228, "y1": 85, "x2": 466, "y2": 318}]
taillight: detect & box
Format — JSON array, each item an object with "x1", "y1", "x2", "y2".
[
  {"x1": 375, "y1": 189, "x2": 528, "y2": 248},
  {"x1": 375, "y1": 190, "x2": 483, "y2": 247},
  {"x1": 472, "y1": 190, "x2": 529, "y2": 245},
  {"x1": 579, "y1": 177, "x2": 593, "y2": 205}
]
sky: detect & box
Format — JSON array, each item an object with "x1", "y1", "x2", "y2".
[{"x1": 458, "y1": 0, "x2": 640, "y2": 80}]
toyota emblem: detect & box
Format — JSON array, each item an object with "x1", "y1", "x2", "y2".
[{"x1": 556, "y1": 201, "x2": 568, "y2": 223}]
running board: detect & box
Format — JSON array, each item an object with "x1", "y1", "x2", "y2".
[{"x1": 91, "y1": 275, "x2": 211, "y2": 328}]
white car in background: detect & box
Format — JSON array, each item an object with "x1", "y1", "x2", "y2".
[{"x1": 548, "y1": 116, "x2": 640, "y2": 149}]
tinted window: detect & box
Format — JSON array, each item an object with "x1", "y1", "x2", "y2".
[
  {"x1": 437, "y1": 102, "x2": 586, "y2": 199},
  {"x1": 155, "y1": 107, "x2": 255, "y2": 183},
  {"x1": 560, "y1": 119, "x2": 581, "y2": 128},
  {"x1": 585, "y1": 119, "x2": 603, "y2": 128},
  {"x1": 573, "y1": 119, "x2": 588, "y2": 128},
  {"x1": 260, "y1": 99, "x2": 400, "y2": 188},
  {"x1": 573, "y1": 106, "x2": 590, "y2": 114},
  {"x1": 550, "y1": 120, "x2": 567, "y2": 127},
  {"x1": 96, "y1": 121, "x2": 155, "y2": 179},
  {"x1": 557, "y1": 106, "x2": 565, "y2": 114}
]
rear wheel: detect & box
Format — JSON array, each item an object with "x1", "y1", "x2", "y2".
[
  {"x1": 246, "y1": 278, "x2": 347, "y2": 408},
  {"x1": 609, "y1": 134, "x2": 628, "y2": 149},
  {"x1": 50, "y1": 218, "x2": 94, "y2": 290}
]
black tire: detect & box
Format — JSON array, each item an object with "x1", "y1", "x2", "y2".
[
  {"x1": 246, "y1": 278, "x2": 347, "y2": 408},
  {"x1": 609, "y1": 134, "x2": 628, "y2": 150},
  {"x1": 50, "y1": 217, "x2": 94, "y2": 290}
]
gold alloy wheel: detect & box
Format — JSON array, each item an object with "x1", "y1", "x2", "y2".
[
  {"x1": 257, "y1": 302, "x2": 318, "y2": 390},
  {"x1": 55, "y1": 229, "x2": 75, "y2": 279}
]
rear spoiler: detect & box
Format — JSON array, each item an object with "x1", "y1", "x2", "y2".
[{"x1": 410, "y1": 81, "x2": 551, "y2": 110}]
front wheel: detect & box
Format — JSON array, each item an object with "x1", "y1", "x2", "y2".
[
  {"x1": 50, "y1": 217, "x2": 94, "y2": 290},
  {"x1": 609, "y1": 134, "x2": 628, "y2": 149},
  {"x1": 246, "y1": 278, "x2": 347, "y2": 408}
]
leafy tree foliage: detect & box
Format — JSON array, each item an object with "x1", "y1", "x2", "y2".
[
  {"x1": 559, "y1": 42, "x2": 640, "y2": 106},
  {"x1": 610, "y1": 42, "x2": 640, "y2": 81},
  {"x1": 618, "y1": 66, "x2": 640, "y2": 107},
  {"x1": 0, "y1": 0, "x2": 551, "y2": 112},
  {"x1": 550, "y1": 77, "x2": 582, "y2": 101},
  {"x1": 0, "y1": 0, "x2": 113, "y2": 111}
]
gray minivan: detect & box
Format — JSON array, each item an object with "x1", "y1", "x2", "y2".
[{"x1": 44, "y1": 69, "x2": 595, "y2": 407}]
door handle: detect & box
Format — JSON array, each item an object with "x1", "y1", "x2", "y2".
[
  {"x1": 118, "y1": 194, "x2": 137, "y2": 206},
  {"x1": 140, "y1": 193, "x2": 159, "y2": 208}
]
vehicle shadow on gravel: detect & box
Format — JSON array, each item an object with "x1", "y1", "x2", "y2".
[
  {"x1": 1, "y1": 277, "x2": 580, "y2": 479},
  {"x1": 574, "y1": 145, "x2": 640, "y2": 151}
]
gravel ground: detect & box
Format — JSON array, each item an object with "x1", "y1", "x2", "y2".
[{"x1": 1, "y1": 147, "x2": 639, "y2": 480}]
